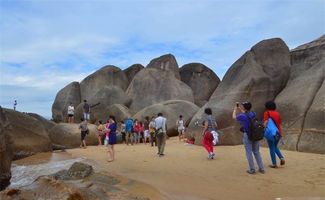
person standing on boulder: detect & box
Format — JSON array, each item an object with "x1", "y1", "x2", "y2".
[
  {"x1": 263, "y1": 101, "x2": 285, "y2": 168},
  {"x1": 155, "y1": 113, "x2": 167, "y2": 157},
  {"x1": 79, "y1": 118, "x2": 88, "y2": 149},
  {"x1": 176, "y1": 115, "x2": 185, "y2": 142},
  {"x1": 125, "y1": 118, "x2": 134, "y2": 145},
  {"x1": 67, "y1": 102, "x2": 75, "y2": 123},
  {"x1": 83, "y1": 100, "x2": 90, "y2": 122},
  {"x1": 13, "y1": 100, "x2": 17, "y2": 111},
  {"x1": 201, "y1": 108, "x2": 218, "y2": 160},
  {"x1": 107, "y1": 116, "x2": 117, "y2": 162},
  {"x1": 232, "y1": 102, "x2": 265, "y2": 174}
]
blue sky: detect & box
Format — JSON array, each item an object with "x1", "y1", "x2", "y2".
[{"x1": 0, "y1": 0, "x2": 324, "y2": 118}]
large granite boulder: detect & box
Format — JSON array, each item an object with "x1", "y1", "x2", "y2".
[
  {"x1": 189, "y1": 38, "x2": 291, "y2": 145},
  {"x1": 127, "y1": 68, "x2": 194, "y2": 112},
  {"x1": 3, "y1": 109, "x2": 52, "y2": 158},
  {"x1": 180, "y1": 63, "x2": 220, "y2": 107},
  {"x1": 27, "y1": 113, "x2": 56, "y2": 132},
  {"x1": 49, "y1": 123, "x2": 98, "y2": 148},
  {"x1": 52, "y1": 82, "x2": 81, "y2": 122},
  {"x1": 298, "y1": 81, "x2": 325, "y2": 153},
  {"x1": 124, "y1": 64, "x2": 144, "y2": 84},
  {"x1": 133, "y1": 100, "x2": 199, "y2": 136},
  {"x1": 147, "y1": 54, "x2": 181, "y2": 79},
  {"x1": 80, "y1": 65, "x2": 129, "y2": 101},
  {"x1": 104, "y1": 104, "x2": 132, "y2": 123},
  {"x1": 74, "y1": 86, "x2": 132, "y2": 123},
  {"x1": 275, "y1": 35, "x2": 325, "y2": 153},
  {"x1": 0, "y1": 107, "x2": 13, "y2": 191}
]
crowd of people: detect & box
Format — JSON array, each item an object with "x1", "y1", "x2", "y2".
[{"x1": 69, "y1": 99, "x2": 286, "y2": 174}]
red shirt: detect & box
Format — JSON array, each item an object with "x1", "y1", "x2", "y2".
[
  {"x1": 263, "y1": 110, "x2": 282, "y2": 136},
  {"x1": 134, "y1": 124, "x2": 141, "y2": 133}
]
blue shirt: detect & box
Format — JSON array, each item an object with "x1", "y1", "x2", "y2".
[
  {"x1": 236, "y1": 112, "x2": 255, "y2": 133},
  {"x1": 125, "y1": 119, "x2": 134, "y2": 132}
]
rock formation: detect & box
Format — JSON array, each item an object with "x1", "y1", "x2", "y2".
[
  {"x1": 3, "y1": 109, "x2": 52, "y2": 159},
  {"x1": 180, "y1": 63, "x2": 220, "y2": 106},
  {"x1": 124, "y1": 64, "x2": 144, "y2": 84},
  {"x1": 49, "y1": 123, "x2": 98, "y2": 148},
  {"x1": 147, "y1": 54, "x2": 180, "y2": 79},
  {"x1": 133, "y1": 100, "x2": 199, "y2": 136},
  {"x1": 0, "y1": 162, "x2": 155, "y2": 200},
  {"x1": 127, "y1": 68, "x2": 194, "y2": 112},
  {"x1": 189, "y1": 38, "x2": 291, "y2": 145},
  {"x1": 27, "y1": 113, "x2": 56, "y2": 132},
  {"x1": 52, "y1": 82, "x2": 81, "y2": 122},
  {"x1": 0, "y1": 107, "x2": 13, "y2": 191},
  {"x1": 79, "y1": 65, "x2": 129, "y2": 101},
  {"x1": 275, "y1": 35, "x2": 325, "y2": 153}
]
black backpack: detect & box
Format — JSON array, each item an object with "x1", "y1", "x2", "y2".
[{"x1": 245, "y1": 112, "x2": 264, "y2": 141}]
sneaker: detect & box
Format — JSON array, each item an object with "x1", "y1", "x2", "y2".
[
  {"x1": 258, "y1": 169, "x2": 265, "y2": 174},
  {"x1": 211, "y1": 152, "x2": 215, "y2": 159},
  {"x1": 246, "y1": 169, "x2": 256, "y2": 174},
  {"x1": 207, "y1": 154, "x2": 212, "y2": 160},
  {"x1": 159, "y1": 153, "x2": 164, "y2": 157}
]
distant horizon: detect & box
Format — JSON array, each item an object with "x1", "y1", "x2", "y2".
[{"x1": 1, "y1": 0, "x2": 324, "y2": 117}]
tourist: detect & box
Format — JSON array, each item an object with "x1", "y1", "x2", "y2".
[
  {"x1": 264, "y1": 101, "x2": 285, "y2": 168},
  {"x1": 125, "y1": 118, "x2": 134, "y2": 145},
  {"x1": 176, "y1": 115, "x2": 185, "y2": 142},
  {"x1": 133, "y1": 119, "x2": 141, "y2": 144},
  {"x1": 83, "y1": 100, "x2": 90, "y2": 122},
  {"x1": 97, "y1": 120, "x2": 105, "y2": 146},
  {"x1": 120, "y1": 121, "x2": 126, "y2": 144},
  {"x1": 232, "y1": 101, "x2": 265, "y2": 174},
  {"x1": 13, "y1": 100, "x2": 17, "y2": 111},
  {"x1": 155, "y1": 113, "x2": 167, "y2": 156},
  {"x1": 185, "y1": 136, "x2": 195, "y2": 146},
  {"x1": 139, "y1": 122, "x2": 144, "y2": 143},
  {"x1": 201, "y1": 108, "x2": 218, "y2": 160},
  {"x1": 143, "y1": 116, "x2": 150, "y2": 145},
  {"x1": 149, "y1": 116, "x2": 156, "y2": 147},
  {"x1": 79, "y1": 118, "x2": 88, "y2": 149},
  {"x1": 104, "y1": 119, "x2": 110, "y2": 146},
  {"x1": 67, "y1": 103, "x2": 74, "y2": 123},
  {"x1": 107, "y1": 116, "x2": 117, "y2": 162}
]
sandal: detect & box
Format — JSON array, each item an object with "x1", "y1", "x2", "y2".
[{"x1": 280, "y1": 159, "x2": 285, "y2": 166}]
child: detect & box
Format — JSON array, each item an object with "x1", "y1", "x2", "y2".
[
  {"x1": 104, "y1": 119, "x2": 110, "y2": 147},
  {"x1": 97, "y1": 120, "x2": 105, "y2": 146},
  {"x1": 149, "y1": 117, "x2": 156, "y2": 147},
  {"x1": 120, "y1": 121, "x2": 126, "y2": 144}
]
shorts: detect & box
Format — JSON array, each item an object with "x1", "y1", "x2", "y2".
[
  {"x1": 68, "y1": 114, "x2": 74, "y2": 117},
  {"x1": 144, "y1": 130, "x2": 150, "y2": 137},
  {"x1": 83, "y1": 113, "x2": 90, "y2": 120},
  {"x1": 126, "y1": 132, "x2": 133, "y2": 138},
  {"x1": 81, "y1": 131, "x2": 87, "y2": 141},
  {"x1": 178, "y1": 127, "x2": 185, "y2": 132},
  {"x1": 133, "y1": 132, "x2": 141, "y2": 140},
  {"x1": 121, "y1": 132, "x2": 126, "y2": 140}
]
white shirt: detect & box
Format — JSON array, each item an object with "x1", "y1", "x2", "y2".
[
  {"x1": 68, "y1": 105, "x2": 74, "y2": 114},
  {"x1": 155, "y1": 116, "x2": 167, "y2": 133}
]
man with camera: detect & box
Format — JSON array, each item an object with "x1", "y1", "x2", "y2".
[{"x1": 232, "y1": 102, "x2": 265, "y2": 174}]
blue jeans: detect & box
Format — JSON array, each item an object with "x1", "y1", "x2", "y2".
[
  {"x1": 83, "y1": 113, "x2": 90, "y2": 120},
  {"x1": 243, "y1": 133, "x2": 264, "y2": 171},
  {"x1": 267, "y1": 137, "x2": 284, "y2": 165}
]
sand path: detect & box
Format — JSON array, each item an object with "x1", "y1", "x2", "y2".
[{"x1": 68, "y1": 137, "x2": 325, "y2": 200}]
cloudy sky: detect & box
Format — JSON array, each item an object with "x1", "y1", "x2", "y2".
[{"x1": 0, "y1": 0, "x2": 324, "y2": 118}]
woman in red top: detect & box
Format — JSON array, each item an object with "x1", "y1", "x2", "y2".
[
  {"x1": 133, "y1": 119, "x2": 141, "y2": 144},
  {"x1": 263, "y1": 101, "x2": 285, "y2": 168}
]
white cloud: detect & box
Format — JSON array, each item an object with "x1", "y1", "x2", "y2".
[{"x1": 0, "y1": 0, "x2": 324, "y2": 117}]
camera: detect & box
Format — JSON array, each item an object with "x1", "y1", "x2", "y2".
[{"x1": 236, "y1": 102, "x2": 239, "y2": 107}]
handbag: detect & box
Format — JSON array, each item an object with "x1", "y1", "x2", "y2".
[{"x1": 264, "y1": 112, "x2": 279, "y2": 141}]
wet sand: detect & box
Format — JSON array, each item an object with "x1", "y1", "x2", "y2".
[{"x1": 68, "y1": 137, "x2": 325, "y2": 200}]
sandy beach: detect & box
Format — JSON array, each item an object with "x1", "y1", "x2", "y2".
[{"x1": 67, "y1": 137, "x2": 325, "y2": 200}]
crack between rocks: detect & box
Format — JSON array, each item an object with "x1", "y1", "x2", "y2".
[{"x1": 296, "y1": 78, "x2": 324, "y2": 151}]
